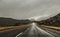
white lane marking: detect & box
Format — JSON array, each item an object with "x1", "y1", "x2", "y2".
[
  {"x1": 16, "y1": 32, "x2": 23, "y2": 37},
  {"x1": 16, "y1": 23, "x2": 55, "y2": 37},
  {"x1": 44, "y1": 28, "x2": 60, "y2": 36},
  {"x1": 31, "y1": 23, "x2": 55, "y2": 37},
  {"x1": 15, "y1": 27, "x2": 30, "y2": 37},
  {"x1": 36, "y1": 26, "x2": 55, "y2": 37}
]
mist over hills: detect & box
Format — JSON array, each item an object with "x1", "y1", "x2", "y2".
[
  {"x1": 0, "y1": 17, "x2": 31, "y2": 27},
  {"x1": 0, "y1": 13, "x2": 60, "y2": 27}
]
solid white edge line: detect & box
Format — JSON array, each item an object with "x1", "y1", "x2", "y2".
[{"x1": 36, "y1": 26, "x2": 55, "y2": 37}]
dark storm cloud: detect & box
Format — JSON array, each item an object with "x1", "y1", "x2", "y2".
[{"x1": 0, "y1": 0, "x2": 60, "y2": 19}]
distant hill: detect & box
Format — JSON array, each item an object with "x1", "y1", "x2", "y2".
[
  {"x1": 0, "y1": 17, "x2": 31, "y2": 27},
  {"x1": 38, "y1": 13, "x2": 60, "y2": 26}
]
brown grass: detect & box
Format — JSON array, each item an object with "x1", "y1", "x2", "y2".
[
  {"x1": 41, "y1": 25, "x2": 60, "y2": 30},
  {"x1": 0, "y1": 25, "x2": 29, "y2": 31}
]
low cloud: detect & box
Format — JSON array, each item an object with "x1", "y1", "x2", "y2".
[{"x1": 0, "y1": 0, "x2": 60, "y2": 19}]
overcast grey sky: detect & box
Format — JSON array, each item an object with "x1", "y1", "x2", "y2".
[{"x1": 0, "y1": 0, "x2": 60, "y2": 19}]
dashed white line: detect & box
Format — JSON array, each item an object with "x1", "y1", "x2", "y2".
[{"x1": 15, "y1": 32, "x2": 23, "y2": 37}]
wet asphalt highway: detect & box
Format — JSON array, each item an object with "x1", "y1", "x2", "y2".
[
  {"x1": 0, "y1": 23, "x2": 60, "y2": 37},
  {"x1": 16, "y1": 23, "x2": 53, "y2": 37},
  {"x1": 16, "y1": 23, "x2": 60, "y2": 37}
]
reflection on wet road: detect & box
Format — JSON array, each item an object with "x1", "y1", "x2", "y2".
[{"x1": 16, "y1": 23, "x2": 55, "y2": 37}]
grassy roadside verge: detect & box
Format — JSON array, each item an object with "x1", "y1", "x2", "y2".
[
  {"x1": 41, "y1": 25, "x2": 60, "y2": 30},
  {"x1": 0, "y1": 25, "x2": 29, "y2": 31}
]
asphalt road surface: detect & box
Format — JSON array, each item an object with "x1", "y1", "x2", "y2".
[
  {"x1": 0, "y1": 26, "x2": 29, "y2": 37},
  {"x1": 40, "y1": 26, "x2": 60, "y2": 37},
  {"x1": 0, "y1": 23, "x2": 60, "y2": 37}
]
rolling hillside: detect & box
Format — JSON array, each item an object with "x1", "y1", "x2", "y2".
[
  {"x1": 38, "y1": 13, "x2": 60, "y2": 27},
  {"x1": 0, "y1": 17, "x2": 31, "y2": 27}
]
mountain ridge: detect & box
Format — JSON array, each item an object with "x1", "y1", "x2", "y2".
[
  {"x1": 0, "y1": 17, "x2": 31, "y2": 27},
  {"x1": 38, "y1": 13, "x2": 60, "y2": 26}
]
